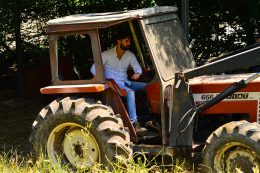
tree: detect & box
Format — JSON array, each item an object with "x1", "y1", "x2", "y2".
[{"x1": 155, "y1": 0, "x2": 260, "y2": 64}]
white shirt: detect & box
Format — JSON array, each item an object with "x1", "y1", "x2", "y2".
[{"x1": 91, "y1": 46, "x2": 142, "y2": 86}]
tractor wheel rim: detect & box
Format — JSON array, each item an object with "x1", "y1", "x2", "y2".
[
  {"x1": 214, "y1": 142, "x2": 260, "y2": 173},
  {"x1": 225, "y1": 147, "x2": 260, "y2": 173},
  {"x1": 47, "y1": 122, "x2": 101, "y2": 169}
]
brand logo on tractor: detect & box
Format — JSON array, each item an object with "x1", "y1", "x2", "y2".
[
  {"x1": 201, "y1": 94, "x2": 215, "y2": 100},
  {"x1": 226, "y1": 93, "x2": 249, "y2": 99},
  {"x1": 201, "y1": 93, "x2": 249, "y2": 101}
]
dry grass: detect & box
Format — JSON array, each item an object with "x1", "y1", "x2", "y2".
[{"x1": 0, "y1": 150, "x2": 192, "y2": 173}]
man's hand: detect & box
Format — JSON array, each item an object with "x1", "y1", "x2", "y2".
[{"x1": 131, "y1": 73, "x2": 141, "y2": 80}]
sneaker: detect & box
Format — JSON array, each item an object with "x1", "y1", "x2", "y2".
[{"x1": 133, "y1": 121, "x2": 147, "y2": 136}]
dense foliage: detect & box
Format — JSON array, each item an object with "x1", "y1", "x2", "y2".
[
  {"x1": 189, "y1": 0, "x2": 260, "y2": 64},
  {"x1": 0, "y1": 0, "x2": 259, "y2": 90}
]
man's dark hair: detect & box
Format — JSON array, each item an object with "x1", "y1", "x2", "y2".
[{"x1": 116, "y1": 30, "x2": 131, "y2": 40}]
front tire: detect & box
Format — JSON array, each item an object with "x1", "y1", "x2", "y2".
[
  {"x1": 202, "y1": 120, "x2": 260, "y2": 173},
  {"x1": 30, "y1": 97, "x2": 132, "y2": 170}
]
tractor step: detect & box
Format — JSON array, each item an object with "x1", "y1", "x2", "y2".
[{"x1": 137, "y1": 130, "x2": 161, "y2": 144}]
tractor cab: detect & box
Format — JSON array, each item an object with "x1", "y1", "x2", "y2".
[{"x1": 41, "y1": 6, "x2": 195, "y2": 143}]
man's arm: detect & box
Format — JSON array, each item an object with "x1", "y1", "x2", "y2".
[
  {"x1": 131, "y1": 73, "x2": 141, "y2": 80},
  {"x1": 129, "y1": 53, "x2": 142, "y2": 80},
  {"x1": 90, "y1": 64, "x2": 96, "y2": 75},
  {"x1": 90, "y1": 52, "x2": 107, "y2": 75}
]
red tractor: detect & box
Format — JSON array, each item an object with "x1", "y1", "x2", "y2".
[{"x1": 30, "y1": 6, "x2": 260, "y2": 172}]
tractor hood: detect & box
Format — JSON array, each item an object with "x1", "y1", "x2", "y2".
[{"x1": 190, "y1": 73, "x2": 260, "y2": 93}]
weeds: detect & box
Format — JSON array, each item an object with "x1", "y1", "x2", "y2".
[
  {"x1": 1, "y1": 150, "x2": 257, "y2": 173},
  {"x1": 0, "y1": 150, "x2": 193, "y2": 173}
]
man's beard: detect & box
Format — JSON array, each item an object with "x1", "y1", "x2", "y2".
[{"x1": 120, "y1": 44, "x2": 130, "y2": 50}]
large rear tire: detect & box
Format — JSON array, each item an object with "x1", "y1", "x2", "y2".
[
  {"x1": 202, "y1": 120, "x2": 260, "y2": 173},
  {"x1": 29, "y1": 97, "x2": 132, "y2": 171}
]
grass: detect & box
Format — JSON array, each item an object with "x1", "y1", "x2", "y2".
[
  {"x1": 1, "y1": 149, "x2": 259, "y2": 173},
  {"x1": 0, "y1": 150, "x2": 192, "y2": 173}
]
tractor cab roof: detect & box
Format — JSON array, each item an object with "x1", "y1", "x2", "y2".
[{"x1": 46, "y1": 6, "x2": 177, "y2": 33}]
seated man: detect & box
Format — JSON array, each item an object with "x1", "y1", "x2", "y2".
[{"x1": 91, "y1": 31, "x2": 147, "y2": 135}]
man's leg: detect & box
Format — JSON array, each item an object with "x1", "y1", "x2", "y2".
[
  {"x1": 125, "y1": 87, "x2": 138, "y2": 123},
  {"x1": 117, "y1": 83, "x2": 138, "y2": 123},
  {"x1": 123, "y1": 81, "x2": 146, "y2": 122},
  {"x1": 128, "y1": 81, "x2": 147, "y2": 91},
  {"x1": 124, "y1": 81, "x2": 147, "y2": 122},
  {"x1": 129, "y1": 81, "x2": 150, "y2": 123},
  {"x1": 120, "y1": 82, "x2": 147, "y2": 135}
]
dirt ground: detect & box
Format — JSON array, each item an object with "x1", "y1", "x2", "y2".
[{"x1": 0, "y1": 89, "x2": 45, "y2": 155}]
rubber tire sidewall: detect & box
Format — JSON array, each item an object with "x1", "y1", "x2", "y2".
[
  {"x1": 34, "y1": 113, "x2": 120, "y2": 170},
  {"x1": 202, "y1": 128, "x2": 260, "y2": 172}
]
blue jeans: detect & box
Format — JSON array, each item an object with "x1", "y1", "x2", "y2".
[{"x1": 118, "y1": 81, "x2": 147, "y2": 123}]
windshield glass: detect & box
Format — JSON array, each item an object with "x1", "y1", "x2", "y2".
[{"x1": 140, "y1": 13, "x2": 195, "y2": 81}]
